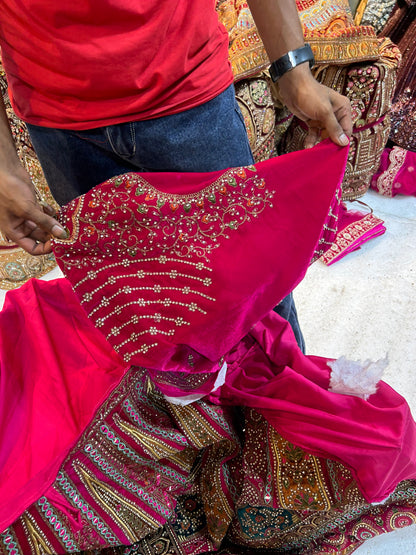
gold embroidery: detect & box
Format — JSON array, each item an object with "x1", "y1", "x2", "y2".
[
  {"x1": 55, "y1": 166, "x2": 272, "y2": 264},
  {"x1": 229, "y1": 28, "x2": 270, "y2": 81},
  {"x1": 74, "y1": 257, "x2": 212, "y2": 293},
  {"x1": 170, "y1": 404, "x2": 228, "y2": 449},
  {"x1": 308, "y1": 33, "x2": 380, "y2": 65},
  {"x1": 298, "y1": 0, "x2": 354, "y2": 31},
  {"x1": 321, "y1": 213, "x2": 384, "y2": 265},
  {"x1": 20, "y1": 514, "x2": 56, "y2": 555},
  {"x1": 0, "y1": 245, "x2": 56, "y2": 291},
  {"x1": 75, "y1": 462, "x2": 158, "y2": 540},
  {"x1": 374, "y1": 146, "x2": 407, "y2": 197},
  {"x1": 53, "y1": 168, "x2": 274, "y2": 366},
  {"x1": 115, "y1": 415, "x2": 187, "y2": 462},
  {"x1": 0, "y1": 65, "x2": 58, "y2": 290},
  {"x1": 235, "y1": 75, "x2": 277, "y2": 164},
  {"x1": 270, "y1": 428, "x2": 332, "y2": 511}
]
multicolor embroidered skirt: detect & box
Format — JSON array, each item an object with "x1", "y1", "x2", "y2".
[{"x1": 2, "y1": 366, "x2": 416, "y2": 555}]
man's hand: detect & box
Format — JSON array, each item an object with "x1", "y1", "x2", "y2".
[
  {"x1": 278, "y1": 63, "x2": 352, "y2": 149},
  {"x1": 246, "y1": 0, "x2": 352, "y2": 149},
  {"x1": 0, "y1": 165, "x2": 67, "y2": 255}
]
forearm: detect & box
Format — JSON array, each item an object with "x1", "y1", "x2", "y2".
[
  {"x1": 246, "y1": 0, "x2": 305, "y2": 62},
  {"x1": 247, "y1": 0, "x2": 352, "y2": 147},
  {"x1": 0, "y1": 92, "x2": 67, "y2": 253}
]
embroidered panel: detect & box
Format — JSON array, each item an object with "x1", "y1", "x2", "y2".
[
  {"x1": 358, "y1": 0, "x2": 397, "y2": 33},
  {"x1": 371, "y1": 146, "x2": 415, "y2": 198},
  {"x1": 234, "y1": 75, "x2": 277, "y2": 163},
  {"x1": 321, "y1": 212, "x2": 386, "y2": 265},
  {"x1": 0, "y1": 63, "x2": 57, "y2": 290},
  {"x1": 53, "y1": 166, "x2": 273, "y2": 365},
  {"x1": 3, "y1": 392, "x2": 416, "y2": 555}
]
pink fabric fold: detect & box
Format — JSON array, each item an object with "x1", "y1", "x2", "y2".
[
  {"x1": 1, "y1": 140, "x2": 415, "y2": 533},
  {"x1": 52, "y1": 140, "x2": 346, "y2": 379},
  {"x1": 371, "y1": 146, "x2": 416, "y2": 197},
  {"x1": 210, "y1": 311, "x2": 416, "y2": 503},
  {"x1": 320, "y1": 202, "x2": 386, "y2": 265},
  {"x1": 0, "y1": 278, "x2": 128, "y2": 530}
]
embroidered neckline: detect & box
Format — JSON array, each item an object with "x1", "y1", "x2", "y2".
[{"x1": 54, "y1": 166, "x2": 275, "y2": 265}]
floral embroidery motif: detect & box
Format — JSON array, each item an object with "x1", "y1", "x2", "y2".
[
  {"x1": 53, "y1": 167, "x2": 274, "y2": 365},
  {"x1": 55, "y1": 167, "x2": 272, "y2": 265},
  {"x1": 374, "y1": 146, "x2": 407, "y2": 198},
  {"x1": 320, "y1": 212, "x2": 385, "y2": 265}
]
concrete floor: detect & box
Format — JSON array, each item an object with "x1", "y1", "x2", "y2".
[{"x1": 295, "y1": 189, "x2": 416, "y2": 553}]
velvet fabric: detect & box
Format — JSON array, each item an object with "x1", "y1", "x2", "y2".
[
  {"x1": 52, "y1": 141, "x2": 346, "y2": 383},
  {"x1": 1, "y1": 277, "x2": 415, "y2": 542},
  {"x1": 211, "y1": 313, "x2": 416, "y2": 503},
  {"x1": 371, "y1": 146, "x2": 416, "y2": 197},
  {"x1": 0, "y1": 278, "x2": 128, "y2": 530},
  {"x1": 320, "y1": 202, "x2": 386, "y2": 265},
  {"x1": 1, "y1": 141, "x2": 416, "y2": 551}
]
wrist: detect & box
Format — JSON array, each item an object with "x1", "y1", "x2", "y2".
[
  {"x1": 269, "y1": 44, "x2": 315, "y2": 83},
  {"x1": 278, "y1": 62, "x2": 315, "y2": 88}
]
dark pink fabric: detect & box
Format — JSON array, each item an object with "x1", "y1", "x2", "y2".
[
  {"x1": 1, "y1": 141, "x2": 415, "y2": 531},
  {"x1": 0, "y1": 278, "x2": 415, "y2": 532},
  {"x1": 321, "y1": 203, "x2": 386, "y2": 265},
  {"x1": 210, "y1": 312, "x2": 416, "y2": 503},
  {"x1": 52, "y1": 141, "x2": 346, "y2": 381},
  {"x1": 0, "y1": 278, "x2": 128, "y2": 530},
  {"x1": 371, "y1": 146, "x2": 416, "y2": 197}
]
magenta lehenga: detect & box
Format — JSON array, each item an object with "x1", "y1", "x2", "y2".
[{"x1": 1, "y1": 141, "x2": 416, "y2": 555}]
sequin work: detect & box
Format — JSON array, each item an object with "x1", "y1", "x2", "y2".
[
  {"x1": 52, "y1": 142, "x2": 347, "y2": 383},
  {"x1": 53, "y1": 167, "x2": 274, "y2": 366}
]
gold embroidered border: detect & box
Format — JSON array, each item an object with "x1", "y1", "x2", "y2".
[
  {"x1": 0, "y1": 247, "x2": 57, "y2": 290},
  {"x1": 374, "y1": 147, "x2": 407, "y2": 198},
  {"x1": 229, "y1": 29, "x2": 270, "y2": 81},
  {"x1": 320, "y1": 213, "x2": 384, "y2": 265},
  {"x1": 269, "y1": 427, "x2": 333, "y2": 511},
  {"x1": 309, "y1": 33, "x2": 380, "y2": 65}
]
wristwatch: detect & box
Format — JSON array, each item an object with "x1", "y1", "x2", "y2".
[{"x1": 269, "y1": 44, "x2": 315, "y2": 83}]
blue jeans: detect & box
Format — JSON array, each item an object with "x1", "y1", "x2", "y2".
[{"x1": 27, "y1": 84, "x2": 305, "y2": 351}]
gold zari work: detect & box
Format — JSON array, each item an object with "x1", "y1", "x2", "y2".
[
  {"x1": 216, "y1": 0, "x2": 401, "y2": 200},
  {"x1": 0, "y1": 65, "x2": 58, "y2": 289}
]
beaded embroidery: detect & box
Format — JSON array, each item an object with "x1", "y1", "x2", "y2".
[
  {"x1": 52, "y1": 142, "x2": 346, "y2": 395},
  {"x1": 0, "y1": 64, "x2": 57, "y2": 290},
  {"x1": 55, "y1": 167, "x2": 268, "y2": 264},
  {"x1": 53, "y1": 167, "x2": 274, "y2": 365}
]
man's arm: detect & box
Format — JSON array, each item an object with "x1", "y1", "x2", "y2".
[
  {"x1": 247, "y1": 0, "x2": 352, "y2": 148},
  {"x1": 0, "y1": 95, "x2": 67, "y2": 254}
]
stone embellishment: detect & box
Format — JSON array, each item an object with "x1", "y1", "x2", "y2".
[
  {"x1": 54, "y1": 167, "x2": 273, "y2": 267},
  {"x1": 52, "y1": 167, "x2": 275, "y2": 365}
]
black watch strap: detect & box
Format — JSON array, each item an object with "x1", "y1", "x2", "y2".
[{"x1": 269, "y1": 44, "x2": 315, "y2": 83}]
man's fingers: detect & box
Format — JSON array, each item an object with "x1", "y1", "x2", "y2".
[
  {"x1": 39, "y1": 200, "x2": 57, "y2": 217},
  {"x1": 24, "y1": 221, "x2": 52, "y2": 243},
  {"x1": 17, "y1": 236, "x2": 53, "y2": 255},
  {"x1": 25, "y1": 210, "x2": 67, "y2": 240},
  {"x1": 1, "y1": 208, "x2": 67, "y2": 256},
  {"x1": 328, "y1": 92, "x2": 352, "y2": 144},
  {"x1": 320, "y1": 107, "x2": 350, "y2": 147},
  {"x1": 304, "y1": 126, "x2": 321, "y2": 149},
  {"x1": 333, "y1": 102, "x2": 353, "y2": 139}
]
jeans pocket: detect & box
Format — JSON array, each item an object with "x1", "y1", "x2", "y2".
[{"x1": 105, "y1": 122, "x2": 137, "y2": 159}]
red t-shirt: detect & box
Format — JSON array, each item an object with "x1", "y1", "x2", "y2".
[{"x1": 0, "y1": 1, "x2": 233, "y2": 129}]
